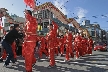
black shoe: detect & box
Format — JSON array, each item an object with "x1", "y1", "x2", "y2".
[
  {"x1": 47, "y1": 65, "x2": 56, "y2": 68},
  {"x1": 0, "y1": 58, "x2": 3, "y2": 62},
  {"x1": 47, "y1": 65, "x2": 53, "y2": 68},
  {"x1": 14, "y1": 58, "x2": 17, "y2": 62},
  {"x1": 3, "y1": 63, "x2": 12, "y2": 67},
  {"x1": 60, "y1": 54, "x2": 63, "y2": 57}
]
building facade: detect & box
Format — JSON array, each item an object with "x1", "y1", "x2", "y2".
[
  {"x1": 4, "y1": 14, "x2": 25, "y2": 31},
  {"x1": 81, "y1": 20, "x2": 107, "y2": 42},
  {"x1": 33, "y1": 9, "x2": 72, "y2": 36}
]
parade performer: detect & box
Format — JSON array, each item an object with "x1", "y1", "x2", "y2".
[
  {"x1": 65, "y1": 29, "x2": 74, "y2": 61},
  {"x1": 74, "y1": 33, "x2": 82, "y2": 59},
  {"x1": 46, "y1": 21, "x2": 58, "y2": 68},
  {"x1": 22, "y1": 10, "x2": 37, "y2": 72},
  {"x1": 88, "y1": 36, "x2": 93, "y2": 55},
  {"x1": 59, "y1": 35, "x2": 65, "y2": 56},
  {"x1": 81, "y1": 36, "x2": 87, "y2": 56},
  {"x1": 54, "y1": 36, "x2": 59, "y2": 56},
  {"x1": 53, "y1": 22, "x2": 58, "y2": 56},
  {"x1": 39, "y1": 36, "x2": 48, "y2": 58}
]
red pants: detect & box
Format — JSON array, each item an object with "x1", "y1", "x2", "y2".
[
  {"x1": 55, "y1": 47, "x2": 58, "y2": 55},
  {"x1": 74, "y1": 45, "x2": 79, "y2": 58},
  {"x1": 23, "y1": 42, "x2": 36, "y2": 71},
  {"x1": 60, "y1": 44, "x2": 64, "y2": 54},
  {"x1": 84, "y1": 45, "x2": 88, "y2": 55},
  {"x1": 78, "y1": 47, "x2": 83, "y2": 56},
  {"x1": 78, "y1": 44, "x2": 82, "y2": 56},
  {"x1": 65, "y1": 45, "x2": 74, "y2": 60},
  {"x1": 48, "y1": 41, "x2": 55, "y2": 66},
  {"x1": 49, "y1": 48, "x2": 55, "y2": 66},
  {"x1": 54, "y1": 41, "x2": 59, "y2": 55},
  {"x1": 39, "y1": 47, "x2": 48, "y2": 58},
  {"x1": 88, "y1": 45, "x2": 92, "y2": 54},
  {"x1": 1, "y1": 42, "x2": 16, "y2": 59}
]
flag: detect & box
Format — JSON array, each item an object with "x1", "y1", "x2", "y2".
[{"x1": 24, "y1": 0, "x2": 36, "y2": 9}]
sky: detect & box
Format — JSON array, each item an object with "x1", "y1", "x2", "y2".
[{"x1": 0, "y1": 0, "x2": 108, "y2": 30}]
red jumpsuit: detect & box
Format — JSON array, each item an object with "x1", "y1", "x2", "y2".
[
  {"x1": 22, "y1": 13, "x2": 37, "y2": 71},
  {"x1": 53, "y1": 23, "x2": 58, "y2": 56},
  {"x1": 1, "y1": 42, "x2": 16, "y2": 59},
  {"x1": 65, "y1": 33, "x2": 74, "y2": 60},
  {"x1": 54, "y1": 37, "x2": 59, "y2": 55},
  {"x1": 81, "y1": 38, "x2": 87, "y2": 56},
  {"x1": 88, "y1": 39, "x2": 93, "y2": 54},
  {"x1": 74, "y1": 36, "x2": 82, "y2": 58},
  {"x1": 59, "y1": 37, "x2": 64, "y2": 55},
  {"x1": 46, "y1": 21, "x2": 58, "y2": 66},
  {"x1": 85, "y1": 38, "x2": 88, "y2": 54},
  {"x1": 39, "y1": 36, "x2": 48, "y2": 58}
]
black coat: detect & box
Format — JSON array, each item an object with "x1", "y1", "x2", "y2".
[{"x1": 3, "y1": 29, "x2": 22, "y2": 45}]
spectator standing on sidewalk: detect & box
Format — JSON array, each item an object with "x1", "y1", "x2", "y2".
[{"x1": 1, "y1": 24, "x2": 22, "y2": 67}]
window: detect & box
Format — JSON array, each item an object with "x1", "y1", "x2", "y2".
[
  {"x1": 91, "y1": 31, "x2": 95, "y2": 36},
  {"x1": 44, "y1": 22, "x2": 49, "y2": 28},
  {"x1": 91, "y1": 27, "x2": 94, "y2": 30}
]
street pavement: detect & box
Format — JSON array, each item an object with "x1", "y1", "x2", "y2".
[{"x1": 0, "y1": 50, "x2": 108, "y2": 72}]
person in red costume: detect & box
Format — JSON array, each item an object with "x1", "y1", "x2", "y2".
[
  {"x1": 74, "y1": 32, "x2": 82, "y2": 59},
  {"x1": 88, "y1": 36, "x2": 93, "y2": 55},
  {"x1": 46, "y1": 21, "x2": 58, "y2": 68},
  {"x1": 0, "y1": 26, "x2": 17, "y2": 62},
  {"x1": 65, "y1": 29, "x2": 74, "y2": 61},
  {"x1": 53, "y1": 22, "x2": 58, "y2": 56},
  {"x1": 22, "y1": 10, "x2": 37, "y2": 72},
  {"x1": 54, "y1": 36, "x2": 59, "y2": 56},
  {"x1": 85, "y1": 37, "x2": 88, "y2": 54},
  {"x1": 39, "y1": 36, "x2": 48, "y2": 58},
  {"x1": 59, "y1": 35, "x2": 65, "y2": 56},
  {"x1": 81, "y1": 36, "x2": 87, "y2": 56}
]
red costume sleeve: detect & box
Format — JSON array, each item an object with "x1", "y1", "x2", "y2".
[
  {"x1": 24, "y1": 0, "x2": 35, "y2": 9},
  {"x1": 52, "y1": 21, "x2": 58, "y2": 31},
  {"x1": 52, "y1": 21, "x2": 58, "y2": 36},
  {"x1": 89, "y1": 39, "x2": 93, "y2": 45}
]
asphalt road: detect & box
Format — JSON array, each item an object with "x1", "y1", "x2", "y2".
[{"x1": 0, "y1": 50, "x2": 108, "y2": 72}]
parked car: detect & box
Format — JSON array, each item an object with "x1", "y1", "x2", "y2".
[{"x1": 94, "y1": 42, "x2": 107, "y2": 51}]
